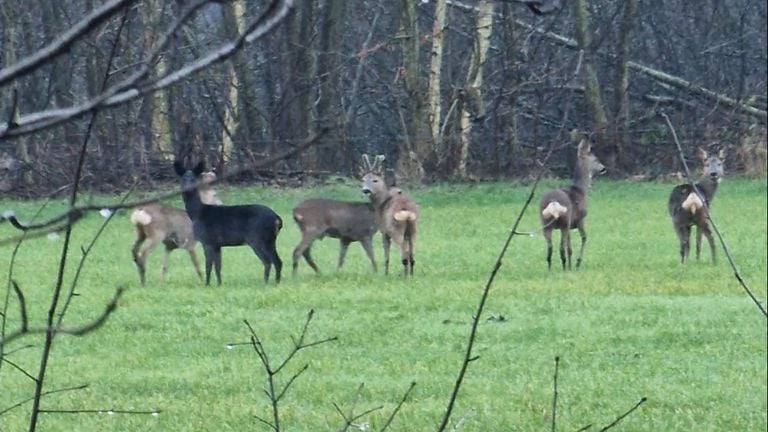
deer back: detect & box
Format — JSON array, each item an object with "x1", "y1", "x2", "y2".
[{"x1": 293, "y1": 198, "x2": 377, "y2": 240}]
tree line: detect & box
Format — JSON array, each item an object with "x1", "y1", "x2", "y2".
[{"x1": 0, "y1": 0, "x2": 765, "y2": 196}]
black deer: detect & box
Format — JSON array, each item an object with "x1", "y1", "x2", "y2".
[{"x1": 174, "y1": 161, "x2": 282, "y2": 285}]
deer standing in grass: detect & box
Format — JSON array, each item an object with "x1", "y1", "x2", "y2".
[
  {"x1": 360, "y1": 154, "x2": 419, "y2": 277},
  {"x1": 539, "y1": 139, "x2": 606, "y2": 270},
  {"x1": 174, "y1": 161, "x2": 283, "y2": 285},
  {"x1": 291, "y1": 198, "x2": 378, "y2": 275},
  {"x1": 130, "y1": 171, "x2": 221, "y2": 285},
  {"x1": 667, "y1": 147, "x2": 725, "y2": 264}
]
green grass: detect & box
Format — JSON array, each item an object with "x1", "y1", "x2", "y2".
[{"x1": 1, "y1": 178, "x2": 766, "y2": 431}]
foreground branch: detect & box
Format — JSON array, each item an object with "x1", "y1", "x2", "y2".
[{"x1": 661, "y1": 112, "x2": 767, "y2": 318}]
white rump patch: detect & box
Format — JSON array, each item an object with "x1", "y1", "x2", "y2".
[
  {"x1": 130, "y1": 209, "x2": 152, "y2": 226},
  {"x1": 681, "y1": 193, "x2": 703, "y2": 214},
  {"x1": 393, "y1": 210, "x2": 416, "y2": 222},
  {"x1": 541, "y1": 201, "x2": 567, "y2": 219}
]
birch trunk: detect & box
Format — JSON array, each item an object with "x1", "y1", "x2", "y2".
[
  {"x1": 457, "y1": 0, "x2": 494, "y2": 178},
  {"x1": 220, "y1": 0, "x2": 246, "y2": 168},
  {"x1": 428, "y1": 0, "x2": 447, "y2": 148}
]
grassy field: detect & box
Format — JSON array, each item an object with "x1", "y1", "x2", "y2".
[{"x1": 1, "y1": 178, "x2": 766, "y2": 431}]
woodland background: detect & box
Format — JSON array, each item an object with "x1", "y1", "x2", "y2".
[{"x1": 0, "y1": 0, "x2": 766, "y2": 196}]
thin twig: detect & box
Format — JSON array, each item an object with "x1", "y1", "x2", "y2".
[
  {"x1": 597, "y1": 397, "x2": 647, "y2": 431},
  {"x1": 551, "y1": 356, "x2": 560, "y2": 432},
  {"x1": 0, "y1": 384, "x2": 89, "y2": 417},
  {"x1": 379, "y1": 381, "x2": 417, "y2": 432},
  {"x1": 660, "y1": 112, "x2": 767, "y2": 318},
  {"x1": 0, "y1": 128, "x2": 328, "y2": 246}
]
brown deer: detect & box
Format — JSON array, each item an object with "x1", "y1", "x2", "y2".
[
  {"x1": 667, "y1": 147, "x2": 725, "y2": 264},
  {"x1": 291, "y1": 199, "x2": 378, "y2": 275},
  {"x1": 360, "y1": 154, "x2": 419, "y2": 276},
  {"x1": 539, "y1": 139, "x2": 606, "y2": 270},
  {"x1": 130, "y1": 171, "x2": 221, "y2": 285}
]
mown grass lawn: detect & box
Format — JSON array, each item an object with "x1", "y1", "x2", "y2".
[{"x1": 1, "y1": 178, "x2": 766, "y2": 431}]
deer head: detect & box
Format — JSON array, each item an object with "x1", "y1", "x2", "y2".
[{"x1": 698, "y1": 147, "x2": 725, "y2": 182}]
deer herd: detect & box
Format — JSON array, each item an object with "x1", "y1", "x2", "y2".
[{"x1": 129, "y1": 143, "x2": 726, "y2": 286}]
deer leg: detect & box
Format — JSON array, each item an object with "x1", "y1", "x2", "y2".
[
  {"x1": 543, "y1": 228, "x2": 554, "y2": 270},
  {"x1": 389, "y1": 232, "x2": 408, "y2": 277},
  {"x1": 160, "y1": 245, "x2": 172, "y2": 280},
  {"x1": 559, "y1": 229, "x2": 568, "y2": 270},
  {"x1": 202, "y1": 244, "x2": 217, "y2": 286},
  {"x1": 186, "y1": 247, "x2": 203, "y2": 281},
  {"x1": 575, "y1": 223, "x2": 587, "y2": 269},
  {"x1": 302, "y1": 249, "x2": 320, "y2": 274},
  {"x1": 136, "y1": 236, "x2": 161, "y2": 284},
  {"x1": 382, "y1": 234, "x2": 392, "y2": 275},
  {"x1": 695, "y1": 227, "x2": 703, "y2": 261},
  {"x1": 699, "y1": 223, "x2": 717, "y2": 264},
  {"x1": 131, "y1": 231, "x2": 147, "y2": 285},
  {"x1": 360, "y1": 236, "x2": 377, "y2": 272},
  {"x1": 213, "y1": 247, "x2": 223, "y2": 286},
  {"x1": 251, "y1": 241, "x2": 282, "y2": 284},
  {"x1": 675, "y1": 224, "x2": 691, "y2": 264},
  {"x1": 337, "y1": 239, "x2": 351, "y2": 271},
  {"x1": 406, "y1": 227, "x2": 416, "y2": 276},
  {"x1": 292, "y1": 233, "x2": 318, "y2": 275}
]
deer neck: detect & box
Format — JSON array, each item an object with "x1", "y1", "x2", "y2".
[
  {"x1": 695, "y1": 175, "x2": 719, "y2": 202},
  {"x1": 572, "y1": 160, "x2": 592, "y2": 194},
  {"x1": 181, "y1": 185, "x2": 204, "y2": 219}
]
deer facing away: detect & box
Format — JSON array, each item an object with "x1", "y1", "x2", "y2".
[
  {"x1": 130, "y1": 171, "x2": 221, "y2": 285},
  {"x1": 360, "y1": 154, "x2": 419, "y2": 276},
  {"x1": 539, "y1": 139, "x2": 606, "y2": 270},
  {"x1": 291, "y1": 198, "x2": 379, "y2": 275},
  {"x1": 667, "y1": 147, "x2": 725, "y2": 264},
  {"x1": 174, "y1": 160, "x2": 283, "y2": 285}
]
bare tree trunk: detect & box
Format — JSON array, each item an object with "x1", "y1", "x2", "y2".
[
  {"x1": 397, "y1": 0, "x2": 429, "y2": 182},
  {"x1": 571, "y1": 0, "x2": 612, "y2": 167},
  {"x1": 1, "y1": 3, "x2": 33, "y2": 188},
  {"x1": 612, "y1": 0, "x2": 637, "y2": 172},
  {"x1": 142, "y1": 0, "x2": 172, "y2": 160},
  {"x1": 290, "y1": 0, "x2": 317, "y2": 170},
  {"x1": 428, "y1": 0, "x2": 447, "y2": 150},
  {"x1": 456, "y1": 0, "x2": 494, "y2": 178},
  {"x1": 220, "y1": 0, "x2": 246, "y2": 170},
  {"x1": 314, "y1": 0, "x2": 348, "y2": 172}
]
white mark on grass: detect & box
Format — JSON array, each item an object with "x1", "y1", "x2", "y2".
[
  {"x1": 99, "y1": 208, "x2": 113, "y2": 218},
  {"x1": 47, "y1": 232, "x2": 60, "y2": 240}
]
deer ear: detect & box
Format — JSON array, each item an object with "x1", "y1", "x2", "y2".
[
  {"x1": 193, "y1": 161, "x2": 205, "y2": 177},
  {"x1": 718, "y1": 148, "x2": 726, "y2": 161},
  {"x1": 173, "y1": 160, "x2": 186, "y2": 177},
  {"x1": 697, "y1": 147, "x2": 708, "y2": 161},
  {"x1": 361, "y1": 154, "x2": 371, "y2": 171},
  {"x1": 577, "y1": 139, "x2": 590, "y2": 158}
]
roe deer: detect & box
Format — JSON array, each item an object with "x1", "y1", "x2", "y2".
[
  {"x1": 291, "y1": 198, "x2": 378, "y2": 275},
  {"x1": 173, "y1": 160, "x2": 283, "y2": 286},
  {"x1": 130, "y1": 172, "x2": 222, "y2": 285},
  {"x1": 198, "y1": 171, "x2": 223, "y2": 205},
  {"x1": 360, "y1": 154, "x2": 419, "y2": 277},
  {"x1": 667, "y1": 147, "x2": 725, "y2": 264},
  {"x1": 539, "y1": 139, "x2": 606, "y2": 270}
]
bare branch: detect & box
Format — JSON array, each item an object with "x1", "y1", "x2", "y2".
[
  {"x1": 0, "y1": 0, "x2": 296, "y2": 138},
  {"x1": 661, "y1": 112, "x2": 767, "y2": 318},
  {"x1": 0, "y1": 384, "x2": 89, "y2": 417},
  {"x1": 0, "y1": 0, "x2": 134, "y2": 86},
  {"x1": 0, "y1": 287, "x2": 126, "y2": 348},
  {"x1": 379, "y1": 381, "x2": 417, "y2": 432},
  {"x1": 597, "y1": 397, "x2": 647, "y2": 431}
]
